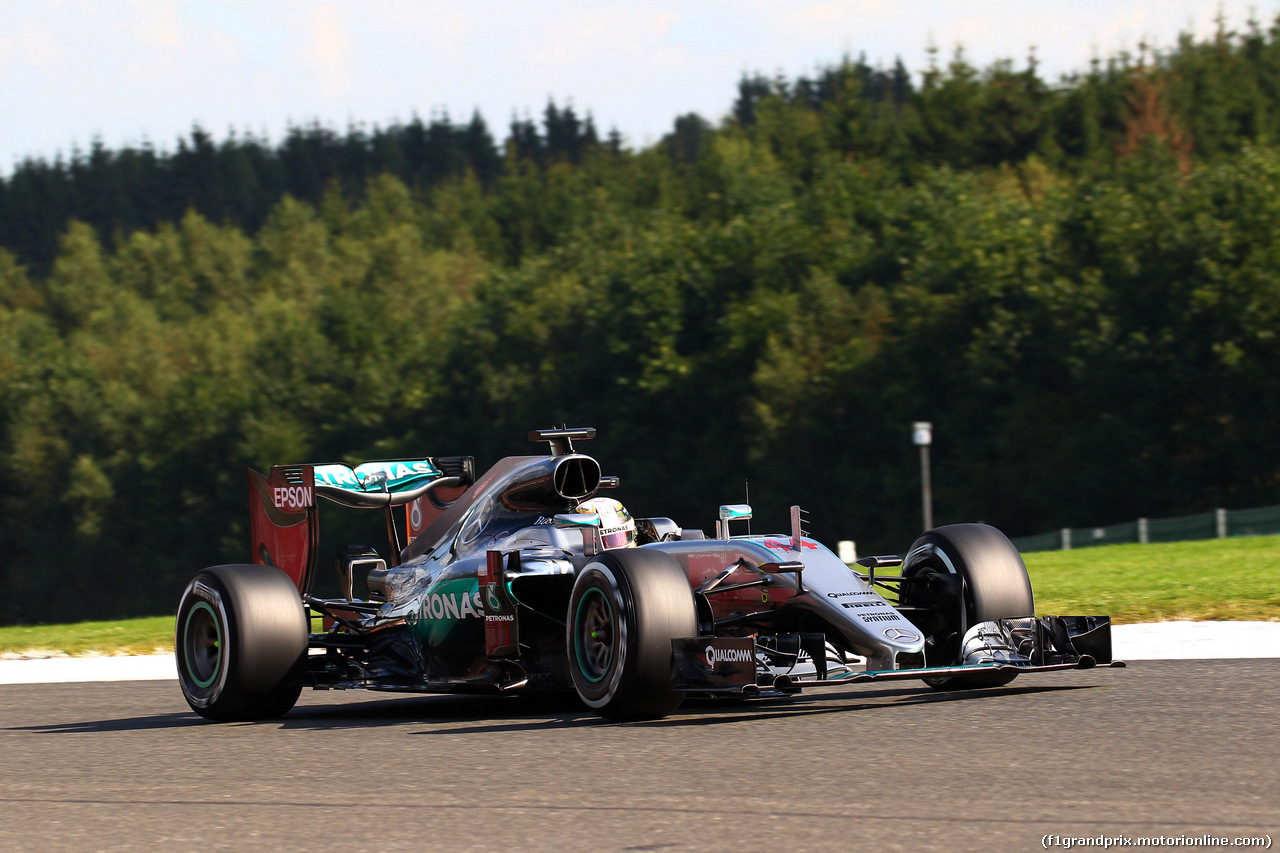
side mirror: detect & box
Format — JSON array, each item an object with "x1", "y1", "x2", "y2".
[{"x1": 716, "y1": 504, "x2": 752, "y2": 539}]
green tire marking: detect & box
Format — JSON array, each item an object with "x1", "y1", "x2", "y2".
[
  {"x1": 574, "y1": 587, "x2": 613, "y2": 684},
  {"x1": 184, "y1": 601, "x2": 222, "y2": 689}
]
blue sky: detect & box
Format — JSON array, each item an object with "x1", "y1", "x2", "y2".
[{"x1": 0, "y1": 1, "x2": 1270, "y2": 173}]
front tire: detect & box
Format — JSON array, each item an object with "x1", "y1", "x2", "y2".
[
  {"x1": 901, "y1": 524, "x2": 1034, "y2": 690},
  {"x1": 567, "y1": 549, "x2": 697, "y2": 721},
  {"x1": 175, "y1": 564, "x2": 308, "y2": 721}
]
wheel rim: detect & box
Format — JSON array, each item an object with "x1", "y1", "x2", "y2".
[
  {"x1": 573, "y1": 588, "x2": 615, "y2": 683},
  {"x1": 183, "y1": 601, "x2": 222, "y2": 689}
]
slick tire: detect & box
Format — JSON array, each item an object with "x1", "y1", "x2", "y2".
[
  {"x1": 567, "y1": 549, "x2": 697, "y2": 721},
  {"x1": 175, "y1": 564, "x2": 308, "y2": 722},
  {"x1": 901, "y1": 524, "x2": 1034, "y2": 690}
]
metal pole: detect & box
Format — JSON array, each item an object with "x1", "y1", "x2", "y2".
[
  {"x1": 920, "y1": 444, "x2": 932, "y2": 531},
  {"x1": 913, "y1": 422, "x2": 933, "y2": 532}
]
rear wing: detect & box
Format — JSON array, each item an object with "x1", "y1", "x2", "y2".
[{"x1": 248, "y1": 456, "x2": 474, "y2": 591}]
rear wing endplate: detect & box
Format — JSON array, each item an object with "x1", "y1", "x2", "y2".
[{"x1": 248, "y1": 464, "x2": 319, "y2": 591}]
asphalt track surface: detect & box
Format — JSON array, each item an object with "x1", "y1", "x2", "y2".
[{"x1": 2, "y1": 659, "x2": 1277, "y2": 852}]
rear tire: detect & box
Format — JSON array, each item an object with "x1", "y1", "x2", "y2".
[
  {"x1": 175, "y1": 564, "x2": 308, "y2": 721},
  {"x1": 567, "y1": 549, "x2": 697, "y2": 721},
  {"x1": 901, "y1": 524, "x2": 1033, "y2": 690}
]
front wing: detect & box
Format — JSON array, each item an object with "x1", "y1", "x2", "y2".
[{"x1": 671, "y1": 615, "x2": 1124, "y2": 694}]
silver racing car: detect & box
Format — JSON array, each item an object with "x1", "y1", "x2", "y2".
[{"x1": 175, "y1": 427, "x2": 1121, "y2": 722}]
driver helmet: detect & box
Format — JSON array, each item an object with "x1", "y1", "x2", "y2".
[{"x1": 576, "y1": 497, "x2": 636, "y2": 549}]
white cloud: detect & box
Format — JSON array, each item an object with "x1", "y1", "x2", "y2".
[
  {"x1": 303, "y1": 4, "x2": 355, "y2": 97},
  {"x1": 134, "y1": 0, "x2": 183, "y2": 49},
  {"x1": 20, "y1": 20, "x2": 60, "y2": 65},
  {"x1": 0, "y1": 31, "x2": 13, "y2": 81}
]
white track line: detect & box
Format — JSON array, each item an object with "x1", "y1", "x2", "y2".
[
  {"x1": 0, "y1": 622, "x2": 1277, "y2": 685},
  {"x1": 0, "y1": 654, "x2": 176, "y2": 684},
  {"x1": 1113, "y1": 620, "x2": 1280, "y2": 660}
]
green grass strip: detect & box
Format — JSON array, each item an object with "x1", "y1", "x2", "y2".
[
  {"x1": 1024, "y1": 535, "x2": 1280, "y2": 623},
  {"x1": 0, "y1": 615, "x2": 175, "y2": 657},
  {"x1": 0, "y1": 614, "x2": 329, "y2": 658}
]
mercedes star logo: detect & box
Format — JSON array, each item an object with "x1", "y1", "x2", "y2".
[{"x1": 883, "y1": 626, "x2": 921, "y2": 643}]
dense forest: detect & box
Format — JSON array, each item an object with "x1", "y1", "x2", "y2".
[{"x1": 4, "y1": 16, "x2": 1280, "y2": 623}]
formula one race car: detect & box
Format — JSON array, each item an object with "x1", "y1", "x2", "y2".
[{"x1": 175, "y1": 427, "x2": 1121, "y2": 722}]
